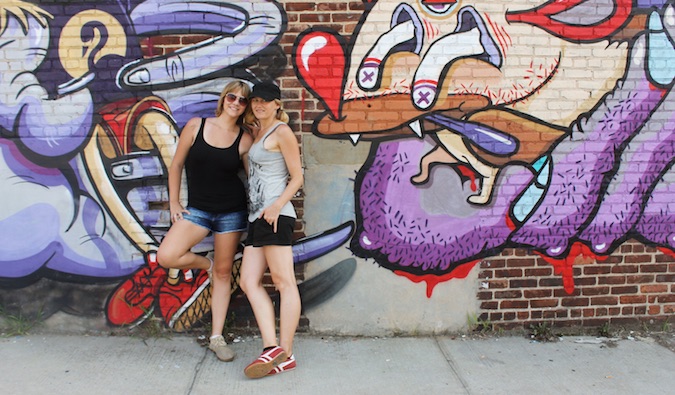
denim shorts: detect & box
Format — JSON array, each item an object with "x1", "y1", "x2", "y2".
[{"x1": 182, "y1": 207, "x2": 247, "y2": 234}]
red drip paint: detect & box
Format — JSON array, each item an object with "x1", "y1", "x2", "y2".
[
  {"x1": 536, "y1": 241, "x2": 608, "y2": 294},
  {"x1": 658, "y1": 247, "x2": 675, "y2": 259},
  {"x1": 456, "y1": 165, "x2": 478, "y2": 192},
  {"x1": 394, "y1": 260, "x2": 479, "y2": 298}
]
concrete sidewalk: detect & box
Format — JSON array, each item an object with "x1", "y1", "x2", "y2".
[{"x1": 1, "y1": 333, "x2": 673, "y2": 395}]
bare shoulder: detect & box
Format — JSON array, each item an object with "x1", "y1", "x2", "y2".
[
  {"x1": 275, "y1": 123, "x2": 296, "y2": 140},
  {"x1": 182, "y1": 117, "x2": 202, "y2": 136}
]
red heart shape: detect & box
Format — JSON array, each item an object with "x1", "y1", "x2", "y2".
[{"x1": 294, "y1": 31, "x2": 346, "y2": 120}]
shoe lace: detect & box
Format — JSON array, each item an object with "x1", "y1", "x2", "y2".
[{"x1": 211, "y1": 336, "x2": 226, "y2": 347}]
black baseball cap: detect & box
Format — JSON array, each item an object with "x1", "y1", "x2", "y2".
[{"x1": 251, "y1": 81, "x2": 281, "y2": 101}]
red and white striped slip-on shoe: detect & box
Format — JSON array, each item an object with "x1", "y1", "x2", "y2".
[
  {"x1": 267, "y1": 354, "x2": 296, "y2": 375},
  {"x1": 244, "y1": 346, "x2": 287, "y2": 379}
]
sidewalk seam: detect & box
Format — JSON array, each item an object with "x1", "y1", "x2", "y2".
[
  {"x1": 434, "y1": 336, "x2": 471, "y2": 394},
  {"x1": 185, "y1": 348, "x2": 209, "y2": 395}
]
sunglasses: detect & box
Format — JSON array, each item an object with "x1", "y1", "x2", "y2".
[{"x1": 225, "y1": 93, "x2": 248, "y2": 106}]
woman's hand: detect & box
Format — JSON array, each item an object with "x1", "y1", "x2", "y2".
[
  {"x1": 260, "y1": 203, "x2": 282, "y2": 232},
  {"x1": 170, "y1": 201, "x2": 189, "y2": 223}
]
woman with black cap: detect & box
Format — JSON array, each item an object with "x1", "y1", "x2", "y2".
[{"x1": 239, "y1": 81, "x2": 303, "y2": 378}]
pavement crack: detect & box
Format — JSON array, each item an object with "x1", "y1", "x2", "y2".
[
  {"x1": 434, "y1": 336, "x2": 472, "y2": 394},
  {"x1": 185, "y1": 348, "x2": 209, "y2": 395}
]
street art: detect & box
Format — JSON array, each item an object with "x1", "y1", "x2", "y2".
[
  {"x1": 0, "y1": 0, "x2": 354, "y2": 331},
  {"x1": 293, "y1": 0, "x2": 675, "y2": 296}
]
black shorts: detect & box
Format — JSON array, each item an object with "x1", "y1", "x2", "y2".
[{"x1": 245, "y1": 215, "x2": 295, "y2": 247}]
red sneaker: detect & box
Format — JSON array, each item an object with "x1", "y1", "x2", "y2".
[
  {"x1": 267, "y1": 354, "x2": 296, "y2": 375},
  {"x1": 244, "y1": 346, "x2": 288, "y2": 379},
  {"x1": 105, "y1": 252, "x2": 166, "y2": 327},
  {"x1": 157, "y1": 269, "x2": 211, "y2": 332}
]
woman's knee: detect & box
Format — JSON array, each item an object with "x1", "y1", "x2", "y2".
[
  {"x1": 211, "y1": 261, "x2": 233, "y2": 282},
  {"x1": 269, "y1": 272, "x2": 297, "y2": 293},
  {"x1": 156, "y1": 246, "x2": 178, "y2": 269}
]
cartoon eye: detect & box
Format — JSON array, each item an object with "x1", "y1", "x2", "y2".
[{"x1": 421, "y1": 0, "x2": 458, "y2": 15}]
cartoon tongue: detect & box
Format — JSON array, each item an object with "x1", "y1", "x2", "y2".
[{"x1": 294, "y1": 31, "x2": 347, "y2": 120}]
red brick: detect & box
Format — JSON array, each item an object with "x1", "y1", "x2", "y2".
[
  {"x1": 626, "y1": 274, "x2": 655, "y2": 283},
  {"x1": 656, "y1": 274, "x2": 675, "y2": 282},
  {"x1": 648, "y1": 305, "x2": 661, "y2": 315},
  {"x1": 525, "y1": 268, "x2": 553, "y2": 276},
  {"x1": 624, "y1": 255, "x2": 653, "y2": 264},
  {"x1": 562, "y1": 298, "x2": 589, "y2": 307},
  {"x1": 488, "y1": 279, "x2": 509, "y2": 289},
  {"x1": 530, "y1": 299, "x2": 558, "y2": 308},
  {"x1": 664, "y1": 304, "x2": 675, "y2": 314},
  {"x1": 524, "y1": 289, "x2": 553, "y2": 298},
  {"x1": 582, "y1": 286, "x2": 610, "y2": 296},
  {"x1": 540, "y1": 278, "x2": 564, "y2": 287},
  {"x1": 584, "y1": 265, "x2": 612, "y2": 275},
  {"x1": 640, "y1": 284, "x2": 668, "y2": 293},
  {"x1": 640, "y1": 264, "x2": 668, "y2": 273},
  {"x1": 610, "y1": 285, "x2": 638, "y2": 294},
  {"x1": 494, "y1": 290, "x2": 523, "y2": 299},
  {"x1": 477, "y1": 291, "x2": 493, "y2": 300},
  {"x1": 509, "y1": 279, "x2": 538, "y2": 288},
  {"x1": 574, "y1": 277, "x2": 597, "y2": 286},
  {"x1": 494, "y1": 269, "x2": 524, "y2": 278},
  {"x1": 285, "y1": 2, "x2": 317, "y2": 12},
  {"x1": 598, "y1": 276, "x2": 626, "y2": 285},
  {"x1": 655, "y1": 254, "x2": 675, "y2": 262},
  {"x1": 480, "y1": 301, "x2": 498, "y2": 309},
  {"x1": 619, "y1": 295, "x2": 646, "y2": 304},
  {"x1": 657, "y1": 294, "x2": 675, "y2": 303},
  {"x1": 507, "y1": 258, "x2": 537, "y2": 267},
  {"x1": 483, "y1": 259, "x2": 506, "y2": 268},
  {"x1": 590, "y1": 296, "x2": 619, "y2": 306},
  {"x1": 610, "y1": 265, "x2": 638, "y2": 273},
  {"x1": 500, "y1": 300, "x2": 529, "y2": 309}
]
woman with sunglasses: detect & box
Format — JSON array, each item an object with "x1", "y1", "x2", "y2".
[
  {"x1": 157, "y1": 80, "x2": 253, "y2": 362},
  {"x1": 239, "y1": 81, "x2": 303, "y2": 378}
]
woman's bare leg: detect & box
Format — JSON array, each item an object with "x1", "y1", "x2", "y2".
[
  {"x1": 265, "y1": 245, "x2": 300, "y2": 356},
  {"x1": 210, "y1": 231, "x2": 241, "y2": 337}
]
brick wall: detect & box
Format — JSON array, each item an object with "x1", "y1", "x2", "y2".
[{"x1": 479, "y1": 240, "x2": 675, "y2": 331}]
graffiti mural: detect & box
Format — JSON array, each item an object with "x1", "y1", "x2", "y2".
[
  {"x1": 0, "y1": 0, "x2": 354, "y2": 331},
  {"x1": 293, "y1": 0, "x2": 675, "y2": 296}
]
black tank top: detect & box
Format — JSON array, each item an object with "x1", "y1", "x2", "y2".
[{"x1": 184, "y1": 118, "x2": 247, "y2": 213}]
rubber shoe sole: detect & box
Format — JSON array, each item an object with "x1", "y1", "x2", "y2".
[{"x1": 244, "y1": 346, "x2": 287, "y2": 379}]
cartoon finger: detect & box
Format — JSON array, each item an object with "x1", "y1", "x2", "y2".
[{"x1": 357, "y1": 20, "x2": 417, "y2": 91}]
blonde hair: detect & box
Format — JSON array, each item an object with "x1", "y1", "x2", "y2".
[
  {"x1": 243, "y1": 98, "x2": 289, "y2": 127},
  {"x1": 215, "y1": 80, "x2": 252, "y2": 120},
  {"x1": 0, "y1": 1, "x2": 52, "y2": 36}
]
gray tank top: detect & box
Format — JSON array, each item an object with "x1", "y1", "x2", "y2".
[{"x1": 247, "y1": 122, "x2": 297, "y2": 222}]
